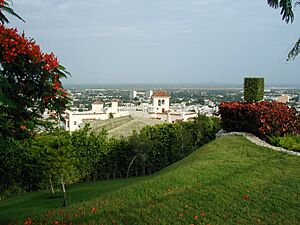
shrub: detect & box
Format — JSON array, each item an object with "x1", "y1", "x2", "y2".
[
  {"x1": 0, "y1": 131, "x2": 78, "y2": 199},
  {"x1": 0, "y1": 115, "x2": 220, "y2": 197},
  {"x1": 219, "y1": 101, "x2": 300, "y2": 141},
  {"x1": 244, "y1": 77, "x2": 264, "y2": 102},
  {"x1": 269, "y1": 135, "x2": 300, "y2": 151}
]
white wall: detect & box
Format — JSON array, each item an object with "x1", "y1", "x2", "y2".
[
  {"x1": 92, "y1": 103, "x2": 104, "y2": 112},
  {"x1": 152, "y1": 96, "x2": 170, "y2": 113}
]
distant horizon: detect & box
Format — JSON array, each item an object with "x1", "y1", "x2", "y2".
[{"x1": 64, "y1": 82, "x2": 300, "y2": 89}]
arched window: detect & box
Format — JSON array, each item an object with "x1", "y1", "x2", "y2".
[
  {"x1": 162, "y1": 100, "x2": 165, "y2": 105},
  {"x1": 158, "y1": 100, "x2": 161, "y2": 106}
]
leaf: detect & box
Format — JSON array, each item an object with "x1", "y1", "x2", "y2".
[
  {"x1": 268, "y1": 0, "x2": 280, "y2": 8},
  {"x1": 0, "y1": 5, "x2": 25, "y2": 23},
  {"x1": 287, "y1": 37, "x2": 300, "y2": 61}
]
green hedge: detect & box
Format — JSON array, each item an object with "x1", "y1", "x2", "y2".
[
  {"x1": 269, "y1": 135, "x2": 300, "y2": 151},
  {"x1": 244, "y1": 77, "x2": 264, "y2": 102},
  {"x1": 0, "y1": 115, "x2": 220, "y2": 199}
]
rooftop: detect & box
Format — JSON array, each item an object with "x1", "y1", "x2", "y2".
[
  {"x1": 92, "y1": 101, "x2": 104, "y2": 104},
  {"x1": 152, "y1": 90, "x2": 170, "y2": 98}
]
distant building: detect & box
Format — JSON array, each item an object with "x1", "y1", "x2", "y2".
[
  {"x1": 91, "y1": 101, "x2": 104, "y2": 112},
  {"x1": 277, "y1": 95, "x2": 289, "y2": 103},
  {"x1": 148, "y1": 90, "x2": 197, "y2": 122},
  {"x1": 130, "y1": 90, "x2": 137, "y2": 99},
  {"x1": 63, "y1": 100, "x2": 129, "y2": 131},
  {"x1": 148, "y1": 90, "x2": 171, "y2": 113},
  {"x1": 145, "y1": 90, "x2": 153, "y2": 99},
  {"x1": 106, "y1": 99, "x2": 119, "y2": 114},
  {"x1": 204, "y1": 99, "x2": 215, "y2": 107}
]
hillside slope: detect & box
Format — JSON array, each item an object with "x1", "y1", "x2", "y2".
[{"x1": 2, "y1": 135, "x2": 300, "y2": 225}]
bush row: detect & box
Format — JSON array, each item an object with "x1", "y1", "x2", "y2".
[
  {"x1": 0, "y1": 115, "x2": 220, "y2": 199},
  {"x1": 218, "y1": 101, "x2": 300, "y2": 141}
]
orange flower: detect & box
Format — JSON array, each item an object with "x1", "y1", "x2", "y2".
[
  {"x1": 91, "y1": 207, "x2": 96, "y2": 214},
  {"x1": 194, "y1": 215, "x2": 199, "y2": 220},
  {"x1": 54, "y1": 221, "x2": 59, "y2": 225}
]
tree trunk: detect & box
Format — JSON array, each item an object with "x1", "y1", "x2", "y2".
[
  {"x1": 49, "y1": 177, "x2": 55, "y2": 198},
  {"x1": 61, "y1": 178, "x2": 67, "y2": 207},
  {"x1": 127, "y1": 154, "x2": 138, "y2": 178}
]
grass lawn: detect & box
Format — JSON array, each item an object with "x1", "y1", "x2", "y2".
[{"x1": 1, "y1": 135, "x2": 300, "y2": 225}]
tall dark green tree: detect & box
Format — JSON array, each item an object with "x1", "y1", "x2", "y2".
[{"x1": 268, "y1": 0, "x2": 300, "y2": 60}]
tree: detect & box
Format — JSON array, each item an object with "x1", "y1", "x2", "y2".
[
  {"x1": 0, "y1": 1, "x2": 70, "y2": 139},
  {"x1": 268, "y1": 0, "x2": 300, "y2": 60},
  {"x1": 0, "y1": 0, "x2": 24, "y2": 24}
]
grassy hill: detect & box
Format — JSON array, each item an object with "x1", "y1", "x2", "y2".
[
  {"x1": 1, "y1": 135, "x2": 300, "y2": 225},
  {"x1": 89, "y1": 115, "x2": 164, "y2": 138}
]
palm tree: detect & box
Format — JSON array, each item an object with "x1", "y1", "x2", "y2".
[
  {"x1": 0, "y1": 0, "x2": 24, "y2": 24},
  {"x1": 267, "y1": 0, "x2": 300, "y2": 60}
]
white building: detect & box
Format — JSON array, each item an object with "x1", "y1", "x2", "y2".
[
  {"x1": 130, "y1": 90, "x2": 137, "y2": 99},
  {"x1": 148, "y1": 90, "x2": 198, "y2": 122},
  {"x1": 204, "y1": 99, "x2": 215, "y2": 107},
  {"x1": 148, "y1": 90, "x2": 171, "y2": 114},
  {"x1": 145, "y1": 90, "x2": 153, "y2": 99},
  {"x1": 64, "y1": 100, "x2": 129, "y2": 131},
  {"x1": 277, "y1": 95, "x2": 290, "y2": 103},
  {"x1": 91, "y1": 101, "x2": 104, "y2": 112}
]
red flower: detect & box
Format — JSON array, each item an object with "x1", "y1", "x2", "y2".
[
  {"x1": 243, "y1": 195, "x2": 250, "y2": 200},
  {"x1": 194, "y1": 215, "x2": 199, "y2": 220},
  {"x1": 200, "y1": 212, "x2": 206, "y2": 217},
  {"x1": 91, "y1": 207, "x2": 96, "y2": 214},
  {"x1": 23, "y1": 218, "x2": 32, "y2": 225},
  {"x1": 54, "y1": 221, "x2": 59, "y2": 225},
  {"x1": 20, "y1": 125, "x2": 27, "y2": 130},
  {"x1": 53, "y1": 81, "x2": 60, "y2": 90}
]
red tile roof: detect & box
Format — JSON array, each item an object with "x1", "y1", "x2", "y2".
[
  {"x1": 93, "y1": 101, "x2": 104, "y2": 104},
  {"x1": 152, "y1": 90, "x2": 170, "y2": 98}
]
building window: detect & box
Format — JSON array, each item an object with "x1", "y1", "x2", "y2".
[
  {"x1": 158, "y1": 100, "x2": 161, "y2": 106},
  {"x1": 74, "y1": 121, "x2": 77, "y2": 126},
  {"x1": 162, "y1": 100, "x2": 165, "y2": 105}
]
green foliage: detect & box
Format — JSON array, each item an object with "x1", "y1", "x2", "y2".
[
  {"x1": 0, "y1": 131, "x2": 78, "y2": 199},
  {"x1": 0, "y1": 1, "x2": 24, "y2": 24},
  {"x1": 267, "y1": 0, "x2": 300, "y2": 60},
  {"x1": 244, "y1": 77, "x2": 264, "y2": 102},
  {"x1": 267, "y1": 0, "x2": 294, "y2": 23},
  {"x1": 287, "y1": 37, "x2": 300, "y2": 61},
  {"x1": 269, "y1": 135, "x2": 300, "y2": 151},
  {"x1": 2, "y1": 136, "x2": 300, "y2": 225},
  {"x1": 0, "y1": 115, "x2": 220, "y2": 198}
]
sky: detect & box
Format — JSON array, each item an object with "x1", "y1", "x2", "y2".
[{"x1": 7, "y1": 0, "x2": 300, "y2": 85}]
